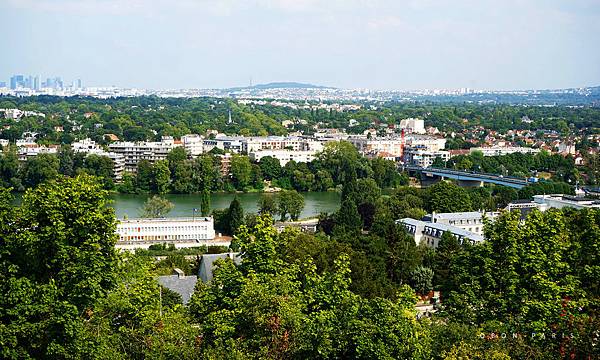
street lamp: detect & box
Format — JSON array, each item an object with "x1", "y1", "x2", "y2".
[{"x1": 192, "y1": 208, "x2": 198, "y2": 221}]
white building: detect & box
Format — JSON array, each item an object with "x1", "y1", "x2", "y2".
[
  {"x1": 249, "y1": 149, "x2": 318, "y2": 166},
  {"x1": 398, "y1": 218, "x2": 484, "y2": 248},
  {"x1": 17, "y1": 145, "x2": 59, "y2": 161},
  {"x1": 531, "y1": 194, "x2": 600, "y2": 210},
  {"x1": 422, "y1": 211, "x2": 499, "y2": 236},
  {"x1": 115, "y1": 217, "x2": 217, "y2": 250},
  {"x1": 202, "y1": 136, "x2": 244, "y2": 153},
  {"x1": 399, "y1": 118, "x2": 425, "y2": 134},
  {"x1": 406, "y1": 135, "x2": 447, "y2": 152},
  {"x1": 470, "y1": 146, "x2": 540, "y2": 157},
  {"x1": 181, "y1": 134, "x2": 204, "y2": 157},
  {"x1": 242, "y1": 136, "x2": 323, "y2": 153},
  {"x1": 347, "y1": 136, "x2": 405, "y2": 157},
  {"x1": 0, "y1": 139, "x2": 9, "y2": 148},
  {"x1": 109, "y1": 136, "x2": 181, "y2": 172},
  {"x1": 72, "y1": 138, "x2": 125, "y2": 180},
  {"x1": 403, "y1": 148, "x2": 450, "y2": 168}
]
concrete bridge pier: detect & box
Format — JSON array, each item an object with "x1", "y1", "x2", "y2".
[{"x1": 457, "y1": 179, "x2": 484, "y2": 187}]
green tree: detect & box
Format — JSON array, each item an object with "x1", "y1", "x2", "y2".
[
  {"x1": 427, "y1": 181, "x2": 472, "y2": 213},
  {"x1": 136, "y1": 159, "x2": 153, "y2": 192},
  {"x1": 258, "y1": 155, "x2": 282, "y2": 180},
  {"x1": 258, "y1": 194, "x2": 278, "y2": 215},
  {"x1": 0, "y1": 175, "x2": 118, "y2": 358},
  {"x1": 230, "y1": 154, "x2": 252, "y2": 190},
  {"x1": 151, "y1": 160, "x2": 171, "y2": 195},
  {"x1": 410, "y1": 266, "x2": 434, "y2": 295},
  {"x1": 140, "y1": 195, "x2": 174, "y2": 218},
  {"x1": 22, "y1": 153, "x2": 60, "y2": 188},
  {"x1": 336, "y1": 198, "x2": 362, "y2": 231},
  {"x1": 228, "y1": 196, "x2": 245, "y2": 235},
  {"x1": 200, "y1": 188, "x2": 211, "y2": 216},
  {"x1": 278, "y1": 189, "x2": 305, "y2": 221}
]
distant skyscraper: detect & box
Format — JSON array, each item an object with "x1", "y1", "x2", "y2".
[
  {"x1": 0, "y1": 81, "x2": 7, "y2": 88},
  {"x1": 10, "y1": 75, "x2": 24, "y2": 89},
  {"x1": 77, "y1": 79, "x2": 82, "y2": 89},
  {"x1": 33, "y1": 76, "x2": 40, "y2": 90}
]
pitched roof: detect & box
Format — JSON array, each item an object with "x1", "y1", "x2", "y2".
[{"x1": 198, "y1": 253, "x2": 242, "y2": 283}]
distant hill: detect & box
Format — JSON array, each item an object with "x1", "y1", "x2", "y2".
[{"x1": 229, "y1": 82, "x2": 333, "y2": 91}]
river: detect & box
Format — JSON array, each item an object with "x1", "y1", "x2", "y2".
[{"x1": 109, "y1": 192, "x2": 341, "y2": 220}]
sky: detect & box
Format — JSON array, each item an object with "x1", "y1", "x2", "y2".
[{"x1": 1, "y1": 0, "x2": 600, "y2": 90}]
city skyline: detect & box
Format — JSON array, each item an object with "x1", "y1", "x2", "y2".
[{"x1": 2, "y1": 0, "x2": 600, "y2": 91}]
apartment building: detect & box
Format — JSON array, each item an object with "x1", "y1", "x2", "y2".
[
  {"x1": 470, "y1": 146, "x2": 540, "y2": 156},
  {"x1": 72, "y1": 138, "x2": 125, "y2": 180},
  {"x1": 249, "y1": 149, "x2": 318, "y2": 166},
  {"x1": 108, "y1": 136, "x2": 181, "y2": 172},
  {"x1": 403, "y1": 148, "x2": 450, "y2": 168}
]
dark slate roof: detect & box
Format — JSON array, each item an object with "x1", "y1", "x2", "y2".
[
  {"x1": 198, "y1": 253, "x2": 242, "y2": 283},
  {"x1": 157, "y1": 274, "x2": 198, "y2": 305}
]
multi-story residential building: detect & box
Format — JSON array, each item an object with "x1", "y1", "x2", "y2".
[
  {"x1": 108, "y1": 136, "x2": 181, "y2": 172},
  {"x1": 115, "y1": 217, "x2": 217, "y2": 250},
  {"x1": 403, "y1": 148, "x2": 450, "y2": 168},
  {"x1": 406, "y1": 135, "x2": 447, "y2": 152},
  {"x1": 399, "y1": 118, "x2": 425, "y2": 134},
  {"x1": 347, "y1": 136, "x2": 404, "y2": 157},
  {"x1": 243, "y1": 136, "x2": 324, "y2": 153},
  {"x1": 181, "y1": 134, "x2": 203, "y2": 157},
  {"x1": 202, "y1": 136, "x2": 244, "y2": 153},
  {"x1": 72, "y1": 138, "x2": 125, "y2": 180},
  {"x1": 249, "y1": 149, "x2": 318, "y2": 166},
  {"x1": 470, "y1": 146, "x2": 540, "y2": 156},
  {"x1": 398, "y1": 218, "x2": 483, "y2": 248},
  {"x1": 17, "y1": 144, "x2": 59, "y2": 161}
]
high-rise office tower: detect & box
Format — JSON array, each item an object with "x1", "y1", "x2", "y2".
[
  {"x1": 10, "y1": 75, "x2": 24, "y2": 89},
  {"x1": 33, "y1": 76, "x2": 40, "y2": 90},
  {"x1": 77, "y1": 79, "x2": 82, "y2": 89}
]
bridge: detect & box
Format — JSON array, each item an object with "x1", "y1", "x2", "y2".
[{"x1": 405, "y1": 166, "x2": 530, "y2": 189}]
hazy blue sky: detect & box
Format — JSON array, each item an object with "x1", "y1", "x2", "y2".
[{"x1": 1, "y1": 0, "x2": 599, "y2": 90}]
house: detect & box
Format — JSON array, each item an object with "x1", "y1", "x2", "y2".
[
  {"x1": 157, "y1": 268, "x2": 198, "y2": 305},
  {"x1": 198, "y1": 253, "x2": 242, "y2": 283}
]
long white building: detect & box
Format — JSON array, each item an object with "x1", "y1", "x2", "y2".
[
  {"x1": 398, "y1": 218, "x2": 483, "y2": 248},
  {"x1": 116, "y1": 217, "x2": 217, "y2": 250},
  {"x1": 249, "y1": 149, "x2": 318, "y2": 166}
]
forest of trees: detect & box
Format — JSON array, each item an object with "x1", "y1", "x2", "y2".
[{"x1": 0, "y1": 174, "x2": 598, "y2": 359}]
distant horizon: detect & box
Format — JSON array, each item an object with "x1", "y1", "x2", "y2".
[
  {"x1": 2, "y1": 1, "x2": 599, "y2": 90},
  {"x1": 2, "y1": 76, "x2": 599, "y2": 93}
]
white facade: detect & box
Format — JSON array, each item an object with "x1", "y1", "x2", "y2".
[
  {"x1": 109, "y1": 136, "x2": 182, "y2": 172},
  {"x1": 532, "y1": 194, "x2": 600, "y2": 210},
  {"x1": 72, "y1": 138, "x2": 125, "y2": 180},
  {"x1": 398, "y1": 218, "x2": 484, "y2": 248},
  {"x1": 470, "y1": 146, "x2": 540, "y2": 156},
  {"x1": 399, "y1": 118, "x2": 425, "y2": 134},
  {"x1": 181, "y1": 134, "x2": 204, "y2": 157},
  {"x1": 243, "y1": 136, "x2": 324, "y2": 153},
  {"x1": 347, "y1": 136, "x2": 404, "y2": 157},
  {"x1": 406, "y1": 136, "x2": 446, "y2": 152},
  {"x1": 422, "y1": 211, "x2": 499, "y2": 236},
  {"x1": 404, "y1": 149, "x2": 450, "y2": 168},
  {"x1": 116, "y1": 217, "x2": 216, "y2": 250},
  {"x1": 17, "y1": 145, "x2": 58, "y2": 161},
  {"x1": 249, "y1": 149, "x2": 318, "y2": 166}
]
